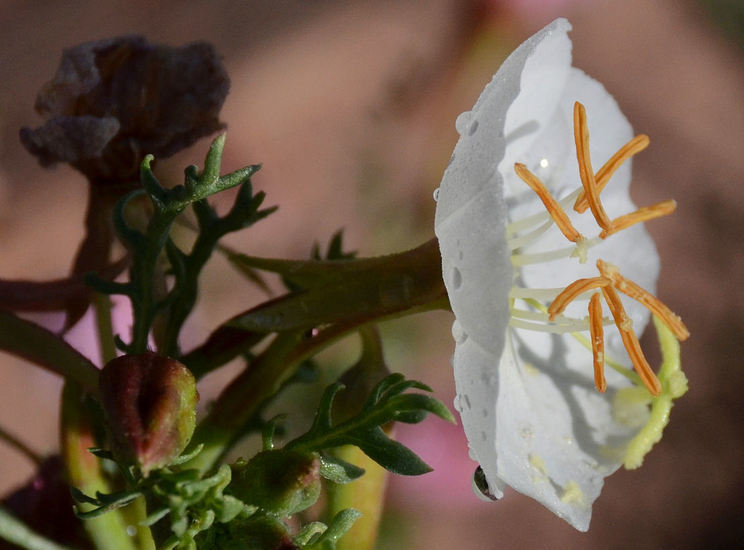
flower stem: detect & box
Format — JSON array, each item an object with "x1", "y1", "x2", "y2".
[
  {"x1": 326, "y1": 443, "x2": 390, "y2": 550},
  {"x1": 60, "y1": 382, "x2": 137, "y2": 550}
]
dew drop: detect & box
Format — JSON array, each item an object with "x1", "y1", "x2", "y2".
[
  {"x1": 463, "y1": 394, "x2": 471, "y2": 410},
  {"x1": 453, "y1": 395, "x2": 463, "y2": 413},
  {"x1": 451, "y1": 319, "x2": 468, "y2": 344},
  {"x1": 455, "y1": 111, "x2": 473, "y2": 135},
  {"x1": 433, "y1": 187, "x2": 440, "y2": 201},
  {"x1": 451, "y1": 267, "x2": 462, "y2": 290},
  {"x1": 468, "y1": 119, "x2": 479, "y2": 135}
]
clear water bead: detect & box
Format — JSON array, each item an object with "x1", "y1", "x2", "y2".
[{"x1": 455, "y1": 110, "x2": 473, "y2": 136}]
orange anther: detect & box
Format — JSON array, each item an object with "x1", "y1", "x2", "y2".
[
  {"x1": 548, "y1": 277, "x2": 609, "y2": 320},
  {"x1": 601, "y1": 286, "x2": 662, "y2": 396},
  {"x1": 573, "y1": 102, "x2": 612, "y2": 231},
  {"x1": 600, "y1": 200, "x2": 677, "y2": 239},
  {"x1": 574, "y1": 134, "x2": 650, "y2": 213},
  {"x1": 514, "y1": 162, "x2": 583, "y2": 243},
  {"x1": 597, "y1": 259, "x2": 690, "y2": 341},
  {"x1": 588, "y1": 292, "x2": 607, "y2": 393}
]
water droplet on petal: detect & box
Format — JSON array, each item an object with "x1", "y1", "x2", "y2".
[
  {"x1": 433, "y1": 187, "x2": 440, "y2": 201},
  {"x1": 451, "y1": 320, "x2": 468, "y2": 344},
  {"x1": 451, "y1": 267, "x2": 462, "y2": 289},
  {"x1": 455, "y1": 111, "x2": 472, "y2": 135},
  {"x1": 468, "y1": 119, "x2": 479, "y2": 135}
]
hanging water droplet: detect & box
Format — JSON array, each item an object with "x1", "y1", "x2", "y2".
[
  {"x1": 455, "y1": 111, "x2": 473, "y2": 135},
  {"x1": 451, "y1": 319, "x2": 468, "y2": 344},
  {"x1": 433, "y1": 187, "x2": 440, "y2": 201},
  {"x1": 472, "y1": 466, "x2": 499, "y2": 502}
]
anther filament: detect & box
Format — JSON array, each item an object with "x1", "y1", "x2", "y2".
[{"x1": 512, "y1": 101, "x2": 689, "y2": 397}]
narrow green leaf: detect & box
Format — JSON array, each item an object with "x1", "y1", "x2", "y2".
[
  {"x1": 361, "y1": 374, "x2": 405, "y2": 410},
  {"x1": 319, "y1": 454, "x2": 365, "y2": 484},
  {"x1": 353, "y1": 429, "x2": 432, "y2": 476},
  {"x1": 313, "y1": 508, "x2": 361, "y2": 545}
]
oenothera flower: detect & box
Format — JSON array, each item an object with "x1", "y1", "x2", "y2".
[{"x1": 434, "y1": 18, "x2": 689, "y2": 530}]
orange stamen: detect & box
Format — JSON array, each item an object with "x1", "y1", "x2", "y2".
[
  {"x1": 514, "y1": 162, "x2": 583, "y2": 243},
  {"x1": 573, "y1": 102, "x2": 612, "y2": 231},
  {"x1": 597, "y1": 259, "x2": 690, "y2": 340},
  {"x1": 601, "y1": 286, "x2": 662, "y2": 396},
  {"x1": 588, "y1": 292, "x2": 607, "y2": 393},
  {"x1": 600, "y1": 199, "x2": 677, "y2": 239},
  {"x1": 574, "y1": 134, "x2": 650, "y2": 213},
  {"x1": 548, "y1": 277, "x2": 609, "y2": 320}
]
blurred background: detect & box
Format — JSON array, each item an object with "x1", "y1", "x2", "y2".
[{"x1": 1, "y1": 0, "x2": 743, "y2": 548}]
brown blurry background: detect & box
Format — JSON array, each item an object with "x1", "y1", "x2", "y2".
[{"x1": 1, "y1": 0, "x2": 743, "y2": 548}]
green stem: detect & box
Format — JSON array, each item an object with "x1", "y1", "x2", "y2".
[
  {"x1": 0, "y1": 507, "x2": 74, "y2": 550},
  {"x1": 119, "y1": 497, "x2": 156, "y2": 550},
  {"x1": 93, "y1": 293, "x2": 117, "y2": 364},
  {"x1": 60, "y1": 382, "x2": 137, "y2": 550}
]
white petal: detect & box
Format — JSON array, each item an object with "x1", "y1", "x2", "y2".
[
  {"x1": 435, "y1": 18, "x2": 574, "y2": 357},
  {"x1": 436, "y1": 17, "x2": 662, "y2": 531}
]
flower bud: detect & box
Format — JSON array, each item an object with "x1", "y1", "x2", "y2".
[
  {"x1": 229, "y1": 450, "x2": 321, "y2": 517},
  {"x1": 99, "y1": 352, "x2": 198, "y2": 474}
]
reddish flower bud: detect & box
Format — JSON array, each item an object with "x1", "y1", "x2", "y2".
[{"x1": 99, "y1": 353, "x2": 198, "y2": 474}]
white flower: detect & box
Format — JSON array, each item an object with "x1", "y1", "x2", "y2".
[{"x1": 434, "y1": 18, "x2": 688, "y2": 531}]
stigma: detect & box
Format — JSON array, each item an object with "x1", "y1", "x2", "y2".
[{"x1": 508, "y1": 101, "x2": 689, "y2": 397}]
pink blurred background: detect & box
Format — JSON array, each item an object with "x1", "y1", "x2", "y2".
[{"x1": 1, "y1": 0, "x2": 743, "y2": 548}]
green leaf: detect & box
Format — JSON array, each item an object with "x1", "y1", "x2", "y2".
[
  {"x1": 350, "y1": 428, "x2": 432, "y2": 475},
  {"x1": 286, "y1": 374, "x2": 453, "y2": 476},
  {"x1": 301, "y1": 509, "x2": 361, "y2": 550},
  {"x1": 318, "y1": 454, "x2": 365, "y2": 484}
]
